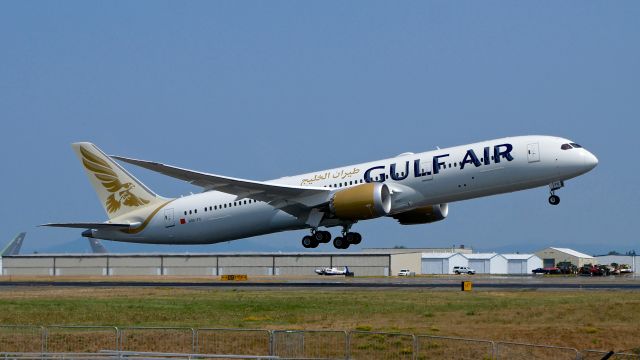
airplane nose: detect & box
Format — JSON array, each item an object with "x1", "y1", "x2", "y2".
[{"x1": 583, "y1": 151, "x2": 598, "y2": 171}]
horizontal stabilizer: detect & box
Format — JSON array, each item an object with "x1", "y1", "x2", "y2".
[{"x1": 40, "y1": 222, "x2": 135, "y2": 230}]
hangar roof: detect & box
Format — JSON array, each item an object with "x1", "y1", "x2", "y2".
[
  {"x1": 464, "y1": 253, "x2": 499, "y2": 260},
  {"x1": 421, "y1": 253, "x2": 464, "y2": 259},
  {"x1": 502, "y1": 254, "x2": 537, "y2": 260},
  {"x1": 549, "y1": 247, "x2": 594, "y2": 259}
]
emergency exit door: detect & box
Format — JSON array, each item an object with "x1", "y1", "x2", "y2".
[
  {"x1": 164, "y1": 208, "x2": 175, "y2": 228},
  {"x1": 527, "y1": 143, "x2": 540, "y2": 163}
]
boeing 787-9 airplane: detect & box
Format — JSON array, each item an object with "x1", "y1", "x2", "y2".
[{"x1": 43, "y1": 136, "x2": 597, "y2": 249}]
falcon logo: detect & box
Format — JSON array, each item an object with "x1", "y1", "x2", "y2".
[{"x1": 79, "y1": 146, "x2": 150, "y2": 213}]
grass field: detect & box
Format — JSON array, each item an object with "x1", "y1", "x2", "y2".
[{"x1": 0, "y1": 286, "x2": 639, "y2": 353}]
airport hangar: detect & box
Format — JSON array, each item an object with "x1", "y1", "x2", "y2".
[{"x1": 0, "y1": 247, "x2": 554, "y2": 277}]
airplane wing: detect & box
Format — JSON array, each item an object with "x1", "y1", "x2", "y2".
[{"x1": 111, "y1": 156, "x2": 332, "y2": 215}]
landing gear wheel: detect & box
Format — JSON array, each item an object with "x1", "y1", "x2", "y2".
[
  {"x1": 333, "y1": 236, "x2": 349, "y2": 249},
  {"x1": 313, "y1": 231, "x2": 325, "y2": 242},
  {"x1": 548, "y1": 195, "x2": 560, "y2": 205},
  {"x1": 345, "y1": 232, "x2": 362, "y2": 245},
  {"x1": 302, "y1": 235, "x2": 318, "y2": 248},
  {"x1": 320, "y1": 231, "x2": 332, "y2": 243}
]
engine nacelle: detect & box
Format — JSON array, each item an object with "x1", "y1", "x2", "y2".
[
  {"x1": 330, "y1": 183, "x2": 391, "y2": 220},
  {"x1": 391, "y1": 204, "x2": 449, "y2": 225}
]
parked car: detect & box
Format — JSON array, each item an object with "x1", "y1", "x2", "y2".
[
  {"x1": 578, "y1": 264, "x2": 609, "y2": 276},
  {"x1": 398, "y1": 269, "x2": 412, "y2": 276},
  {"x1": 453, "y1": 266, "x2": 476, "y2": 275},
  {"x1": 532, "y1": 267, "x2": 562, "y2": 274}
]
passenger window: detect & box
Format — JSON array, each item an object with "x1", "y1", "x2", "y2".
[
  {"x1": 204, "y1": 207, "x2": 207, "y2": 212},
  {"x1": 223, "y1": 204, "x2": 227, "y2": 208},
  {"x1": 194, "y1": 209, "x2": 197, "y2": 214},
  {"x1": 189, "y1": 210, "x2": 192, "y2": 214},
  {"x1": 184, "y1": 211, "x2": 187, "y2": 215}
]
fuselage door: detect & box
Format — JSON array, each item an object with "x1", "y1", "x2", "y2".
[
  {"x1": 527, "y1": 143, "x2": 540, "y2": 163},
  {"x1": 164, "y1": 208, "x2": 175, "y2": 228}
]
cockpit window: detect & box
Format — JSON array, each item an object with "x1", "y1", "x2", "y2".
[
  {"x1": 561, "y1": 144, "x2": 573, "y2": 150},
  {"x1": 570, "y1": 143, "x2": 582, "y2": 148}
]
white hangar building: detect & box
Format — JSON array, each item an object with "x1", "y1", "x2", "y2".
[
  {"x1": 420, "y1": 253, "x2": 468, "y2": 274},
  {"x1": 464, "y1": 253, "x2": 507, "y2": 274},
  {"x1": 502, "y1": 254, "x2": 543, "y2": 275},
  {"x1": 535, "y1": 247, "x2": 595, "y2": 268}
]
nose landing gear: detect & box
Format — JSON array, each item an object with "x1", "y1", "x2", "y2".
[{"x1": 548, "y1": 181, "x2": 564, "y2": 206}]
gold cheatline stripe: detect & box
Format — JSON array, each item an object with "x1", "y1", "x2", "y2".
[{"x1": 121, "y1": 199, "x2": 176, "y2": 235}]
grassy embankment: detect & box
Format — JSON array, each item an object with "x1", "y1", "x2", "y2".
[{"x1": 0, "y1": 287, "x2": 638, "y2": 352}]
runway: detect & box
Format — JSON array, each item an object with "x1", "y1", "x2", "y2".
[{"x1": 1, "y1": 276, "x2": 639, "y2": 290}]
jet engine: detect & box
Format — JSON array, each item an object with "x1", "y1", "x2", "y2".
[
  {"x1": 391, "y1": 204, "x2": 449, "y2": 225},
  {"x1": 330, "y1": 183, "x2": 391, "y2": 220}
]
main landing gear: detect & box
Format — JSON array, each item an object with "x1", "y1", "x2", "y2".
[
  {"x1": 301, "y1": 229, "x2": 331, "y2": 249},
  {"x1": 332, "y1": 225, "x2": 362, "y2": 250},
  {"x1": 548, "y1": 181, "x2": 564, "y2": 206},
  {"x1": 300, "y1": 226, "x2": 362, "y2": 249}
]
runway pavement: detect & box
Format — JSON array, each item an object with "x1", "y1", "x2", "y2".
[{"x1": 0, "y1": 275, "x2": 639, "y2": 290}]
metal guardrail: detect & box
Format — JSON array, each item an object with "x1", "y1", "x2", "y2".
[{"x1": 1, "y1": 325, "x2": 638, "y2": 359}]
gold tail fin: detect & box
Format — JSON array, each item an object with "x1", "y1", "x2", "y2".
[{"x1": 72, "y1": 142, "x2": 164, "y2": 220}]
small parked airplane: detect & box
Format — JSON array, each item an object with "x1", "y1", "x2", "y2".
[
  {"x1": 315, "y1": 266, "x2": 352, "y2": 276},
  {"x1": 43, "y1": 135, "x2": 597, "y2": 249}
]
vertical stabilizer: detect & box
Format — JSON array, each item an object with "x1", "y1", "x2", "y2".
[
  {"x1": 1, "y1": 232, "x2": 26, "y2": 256},
  {"x1": 72, "y1": 143, "x2": 164, "y2": 219},
  {"x1": 88, "y1": 238, "x2": 108, "y2": 253}
]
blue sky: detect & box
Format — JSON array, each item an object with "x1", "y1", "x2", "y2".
[{"x1": 1, "y1": 1, "x2": 638, "y2": 255}]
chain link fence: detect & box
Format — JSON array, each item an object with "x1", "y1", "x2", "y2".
[
  {"x1": 581, "y1": 350, "x2": 640, "y2": 360},
  {"x1": 348, "y1": 331, "x2": 415, "y2": 360},
  {"x1": 118, "y1": 326, "x2": 195, "y2": 353},
  {"x1": 196, "y1": 328, "x2": 271, "y2": 356},
  {"x1": 416, "y1": 335, "x2": 494, "y2": 360},
  {"x1": 494, "y1": 341, "x2": 580, "y2": 359},
  {"x1": 44, "y1": 325, "x2": 118, "y2": 353},
  {"x1": 272, "y1": 329, "x2": 348, "y2": 359},
  {"x1": 0, "y1": 325, "x2": 44, "y2": 353},
  {"x1": 1, "y1": 325, "x2": 638, "y2": 359}
]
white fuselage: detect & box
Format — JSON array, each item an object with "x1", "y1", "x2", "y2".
[{"x1": 93, "y1": 135, "x2": 598, "y2": 244}]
